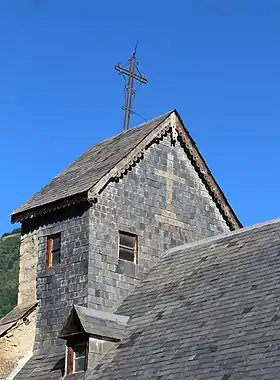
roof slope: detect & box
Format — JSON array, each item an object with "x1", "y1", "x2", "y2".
[
  {"x1": 86, "y1": 219, "x2": 280, "y2": 380},
  {"x1": 12, "y1": 219, "x2": 280, "y2": 380},
  {"x1": 12, "y1": 112, "x2": 172, "y2": 217},
  {"x1": 0, "y1": 302, "x2": 36, "y2": 337}
]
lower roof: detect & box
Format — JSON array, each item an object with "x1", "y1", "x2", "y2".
[
  {"x1": 0, "y1": 302, "x2": 36, "y2": 337},
  {"x1": 13, "y1": 218, "x2": 280, "y2": 380},
  {"x1": 87, "y1": 219, "x2": 280, "y2": 380}
]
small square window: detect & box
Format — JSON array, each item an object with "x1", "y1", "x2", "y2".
[
  {"x1": 66, "y1": 341, "x2": 88, "y2": 375},
  {"x1": 119, "y1": 231, "x2": 137, "y2": 263},
  {"x1": 46, "y1": 233, "x2": 61, "y2": 267}
]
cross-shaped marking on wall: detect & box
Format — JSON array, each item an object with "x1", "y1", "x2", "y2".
[{"x1": 155, "y1": 152, "x2": 186, "y2": 229}]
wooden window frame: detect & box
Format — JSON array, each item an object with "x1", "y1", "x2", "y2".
[
  {"x1": 46, "y1": 233, "x2": 61, "y2": 268},
  {"x1": 66, "y1": 339, "x2": 88, "y2": 375},
  {"x1": 118, "y1": 231, "x2": 138, "y2": 263}
]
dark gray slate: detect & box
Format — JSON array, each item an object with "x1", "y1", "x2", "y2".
[
  {"x1": 86, "y1": 219, "x2": 280, "y2": 380},
  {"x1": 14, "y1": 219, "x2": 280, "y2": 379},
  {"x1": 11, "y1": 111, "x2": 244, "y2": 380},
  {"x1": 19, "y1": 120, "x2": 232, "y2": 359},
  {"x1": 87, "y1": 132, "x2": 230, "y2": 312},
  {"x1": 12, "y1": 112, "x2": 172, "y2": 216},
  {"x1": 24, "y1": 202, "x2": 91, "y2": 353},
  {"x1": 13, "y1": 354, "x2": 65, "y2": 380},
  {"x1": 59, "y1": 305, "x2": 129, "y2": 340}
]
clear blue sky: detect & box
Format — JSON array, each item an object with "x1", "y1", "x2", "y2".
[{"x1": 0, "y1": 0, "x2": 279, "y2": 234}]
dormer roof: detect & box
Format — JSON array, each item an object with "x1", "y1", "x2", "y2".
[{"x1": 58, "y1": 305, "x2": 129, "y2": 341}]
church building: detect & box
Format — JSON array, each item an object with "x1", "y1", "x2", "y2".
[{"x1": 1, "y1": 110, "x2": 279, "y2": 380}]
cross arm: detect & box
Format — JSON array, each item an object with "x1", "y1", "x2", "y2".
[{"x1": 115, "y1": 64, "x2": 148, "y2": 84}]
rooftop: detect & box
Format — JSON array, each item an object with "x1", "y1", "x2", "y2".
[
  {"x1": 12, "y1": 111, "x2": 172, "y2": 219},
  {"x1": 88, "y1": 218, "x2": 280, "y2": 380},
  {"x1": 11, "y1": 109, "x2": 241, "y2": 229},
  {"x1": 13, "y1": 218, "x2": 280, "y2": 380}
]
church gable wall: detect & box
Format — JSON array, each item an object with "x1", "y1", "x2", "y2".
[{"x1": 88, "y1": 133, "x2": 230, "y2": 311}]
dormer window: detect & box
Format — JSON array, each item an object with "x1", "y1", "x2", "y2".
[
  {"x1": 66, "y1": 339, "x2": 88, "y2": 375},
  {"x1": 59, "y1": 305, "x2": 130, "y2": 376},
  {"x1": 46, "y1": 233, "x2": 61, "y2": 267},
  {"x1": 119, "y1": 231, "x2": 138, "y2": 263}
]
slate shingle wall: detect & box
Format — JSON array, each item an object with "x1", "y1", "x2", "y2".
[
  {"x1": 88, "y1": 133, "x2": 230, "y2": 312},
  {"x1": 22, "y1": 203, "x2": 90, "y2": 354}
]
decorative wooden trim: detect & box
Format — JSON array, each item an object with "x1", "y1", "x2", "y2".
[
  {"x1": 11, "y1": 194, "x2": 88, "y2": 223},
  {"x1": 87, "y1": 117, "x2": 172, "y2": 202},
  {"x1": 172, "y1": 111, "x2": 242, "y2": 230}
]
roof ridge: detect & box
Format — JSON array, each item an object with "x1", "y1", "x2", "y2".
[
  {"x1": 52, "y1": 110, "x2": 173, "y2": 180},
  {"x1": 88, "y1": 110, "x2": 174, "y2": 147},
  {"x1": 167, "y1": 217, "x2": 280, "y2": 255}
]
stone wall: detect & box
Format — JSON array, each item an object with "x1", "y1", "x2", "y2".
[
  {"x1": 25, "y1": 203, "x2": 90, "y2": 354},
  {"x1": 88, "y1": 132, "x2": 230, "y2": 312},
  {"x1": 0, "y1": 309, "x2": 36, "y2": 380},
  {"x1": 18, "y1": 231, "x2": 38, "y2": 305}
]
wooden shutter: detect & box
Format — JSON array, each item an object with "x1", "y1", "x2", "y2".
[
  {"x1": 46, "y1": 237, "x2": 53, "y2": 267},
  {"x1": 67, "y1": 345, "x2": 74, "y2": 375}
]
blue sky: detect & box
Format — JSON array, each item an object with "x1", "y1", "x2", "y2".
[{"x1": 0, "y1": 0, "x2": 279, "y2": 234}]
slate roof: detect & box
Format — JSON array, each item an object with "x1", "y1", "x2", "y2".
[
  {"x1": 13, "y1": 354, "x2": 65, "y2": 380},
  {"x1": 0, "y1": 302, "x2": 36, "y2": 337},
  {"x1": 14, "y1": 219, "x2": 280, "y2": 380},
  {"x1": 12, "y1": 111, "x2": 172, "y2": 218},
  {"x1": 87, "y1": 219, "x2": 280, "y2": 380},
  {"x1": 59, "y1": 305, "x2": 129, "y2": 341}
]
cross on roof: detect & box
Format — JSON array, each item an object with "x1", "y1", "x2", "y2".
[{"x1": 115, "y1": 46, "x2": 148, "y2": 131}]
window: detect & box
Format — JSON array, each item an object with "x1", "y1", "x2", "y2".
[
  {"x1": 66, "y1": 341, "x2": 88, "y2": 375},
  {"x1": 119, "y1": 231, "x2": 137, "y2": 263},
  {"x1": 46, "y1": 233, "x2": 61, "y2": 267}
]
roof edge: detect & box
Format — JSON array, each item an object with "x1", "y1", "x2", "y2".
[
  {"x1": 173, "y1": 109, "x2": 242, "y2": 229},
  {"x1": 11, "y1": 111, "x2": 173, "y2": 223},
  {"x1": 167, "y1": 217, "x2": 280, "y2": 255},
  {"x1": 11, "y1": 193, "x2": 89, "y2": 223}
]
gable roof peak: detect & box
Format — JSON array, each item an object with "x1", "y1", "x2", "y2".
[{"x1": 11, "y1": 109, "x2": 241, "y2": 230}]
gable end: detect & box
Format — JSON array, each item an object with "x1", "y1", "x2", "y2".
[
  {"x1": 88, "y1": 111, "x2": 241, "y2": 230},
  {"x1": 12, "y1": 110, "x2": 241, "y2": 230}
]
